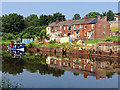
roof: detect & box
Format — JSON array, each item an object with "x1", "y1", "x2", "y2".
[{"x1": 49, "y1": 18, "x2": 98, "y2": 27}]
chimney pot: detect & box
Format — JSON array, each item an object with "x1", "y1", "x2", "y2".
[
  {"x1": 56, "y1": 20, "x2": 59, "y2": 24},
  {"x1": 84, "y1": 16, "x2": 88, "y2": 22},
  {"x1": 48, "y1": 23, "x2": 51, "y2": 25},
  {"x1": 97, "y1": 16, "x2": 101, "y2": 21}
]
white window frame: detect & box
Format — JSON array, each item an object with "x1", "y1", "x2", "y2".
[
  {"x1": 74, "y1": 25, "x2": 75, "y2": 30},
  {"x1": 64, "y1": 26, "x2": 66, "y2": 30},
  {"x1": 60, "y1": 26, "x2": 62, "y2": 30},
  {"x1": 85, "y1": 25, "x2": 87, "y2": 29},
  {"x1": 55, "y1": 27, "x2": 57, "y2": 31},
  {"x1": 80, "y1": 24, "x2": 82, "y2": 28},
  {"x1": 91, "y1": 24, "x2": 94, "y2": 29}
]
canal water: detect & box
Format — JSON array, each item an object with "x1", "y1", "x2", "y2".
[{"x1": 2, "y1": 50, "x2": 119, "y2": 88}]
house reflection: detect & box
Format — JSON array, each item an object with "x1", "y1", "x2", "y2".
[{"x1": 46, "y1": 56, "x2": 119, "y2": 79}]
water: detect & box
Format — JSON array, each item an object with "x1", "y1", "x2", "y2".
[{"x1": 2, "y1": 50, "x2": 119, "y2": 88}]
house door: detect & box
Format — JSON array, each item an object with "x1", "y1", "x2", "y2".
[{"x1": 68, "y1": 33, "x2": 71, "y2": 36}]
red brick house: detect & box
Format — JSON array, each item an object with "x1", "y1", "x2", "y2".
[{"x1": 46, "y1": 16, "x2": 110, "y2": 40}]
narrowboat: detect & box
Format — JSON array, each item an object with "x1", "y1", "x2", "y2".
[{"x1": 8, "y1": 40, "x2": 25, "y2": 52}]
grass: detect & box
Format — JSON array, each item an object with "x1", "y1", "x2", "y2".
[
  {"x1": 84, "y1": 36, "x2": 119, "y2": 44},
  {"x1": 2, "y1": 40, "x2": 11, "y2": 45},
  {"x1": 110, "y1": 28, "x2": 118, "y2": 32}
]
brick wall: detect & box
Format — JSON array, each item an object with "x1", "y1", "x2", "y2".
[{"x1": 95, "y1": 16, "x2": 110, "y2": 39}]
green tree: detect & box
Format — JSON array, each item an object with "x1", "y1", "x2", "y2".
[
  {"x1": 85, "y1": 12, "x2": 102, "y2": 18},
  {"x1": 39, "y1": 15, "x2": 48, "y2": 26},
  {"x1": 102, "y1": 12, "x2": 107, "y2": 16},
  {"x1": 2, "y1": 13, "x2": 25, "y2": 35},
  {"x1": 72, "y1": 13, "x2": 81, "y2": 20},
  {"x1": 25, "y1": 14, "x2": 39, "y2": 27},
  {"x1": 53, "y1": 12, "x2": 66, "y2": 22},
  {"x1": 107, "y1": 10, "x2": 114, "y2": 21}
]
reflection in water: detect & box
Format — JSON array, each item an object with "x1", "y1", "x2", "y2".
[{"x1": 2, "y1": 50, "x2": 120, "y2": 79}]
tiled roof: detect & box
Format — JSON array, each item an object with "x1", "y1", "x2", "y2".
[{"x1": 49, "y1": 18, "x2": 98, "y2": 27}]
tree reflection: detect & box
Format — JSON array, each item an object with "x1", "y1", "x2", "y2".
[{"x1": 2, "y1": 50, "x2": 65, "y2": 77}]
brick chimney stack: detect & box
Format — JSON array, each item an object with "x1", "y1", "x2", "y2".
[
  {"x1": 84, "y1": 16, "x2": 88, "y2": 22},
  {"x1": 48, "y1": 23, "x2": 51, "y2": 25},
  {"x1": 97, "y1": 16, "x2": 101, "y2": 21},
  {"x1": 56, "y1": 20, "x2": 59, "y2": 24}
]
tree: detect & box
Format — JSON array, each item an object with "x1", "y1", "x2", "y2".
[
  {"x1": 39, "y1": 14, "x2": 48, "y2": 26},
  {"x1": 72, "y1": 13, "x2": 81, "y2": 20},
  {"x1": 53, "y1": 12, "x2": 66, "y2": 22},
  {"x1": 25, "y1": 14, "x2": 39, "y2": 27},
  {"x1": 85, "y1": 12, "x2": 102, "y2": 18},
  {"x1": 2, "y1": 13, "x2": 25, "y2": 35},
  {"x1": 107, "y1": 10, "x2": 114, "y2": 21},
  {"x1": 102, "y1": 12, "x2": 107, "y2": 16}
]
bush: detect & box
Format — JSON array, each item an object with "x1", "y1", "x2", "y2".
[
  {"x1": 104, "y1": 38, "x2": 112, "y2": 42},
  {"x1": 49, "y1": 40, "x2": 56, "y2": 44},
  {"x1": 2, "y1": 33, "x2": 16, "y2": 40},
  {"x1": 27, "y1": 42, "x2": 35, "y2": 48}
]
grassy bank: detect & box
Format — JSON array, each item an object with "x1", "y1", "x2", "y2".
[
  {"x1": 84, "y1": 36, "x2": 119, "y2": 44},
  {"x1": 110, "y1": 28, "x2": 118, "y2": 32},
  {"x1": 26, "y1": 42, "x2": 86, "y2": 49}
]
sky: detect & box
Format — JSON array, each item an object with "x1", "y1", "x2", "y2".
[{"x1": 2, "y1": 2, "x2": 118, "y2": 19}]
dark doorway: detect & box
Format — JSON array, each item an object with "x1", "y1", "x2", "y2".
[{"x1": 68, "y1": 33, "x2": 71, "y2": 36}]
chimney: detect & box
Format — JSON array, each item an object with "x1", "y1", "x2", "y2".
[
  {"x1": 103, "y1": 16, "x2": 107, "y2": 21},
  {"x1": 118, "y1": 15, "x2": 120, "y2": 20},
  {"x1": 48, "y1": 23, "x2": 51, "y2": 25},
  {"x1": 55, "y1": 20, "x2": 59, "y2": 24},
  {"x1": 84, "y1": 16, "x2": 88, "y2": 22},
  {"x1": 97, "y1": 16, "x2": 101, "y2": 21}
]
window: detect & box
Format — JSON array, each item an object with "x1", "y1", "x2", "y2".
[
  {"x1": 85, "y1": 25, "x2": 87, "y2": 29},
  {"x1": 91, "y1": 66, "x2": 93, "y2": 72},
  {"x1": 92, "y1": 31, "x2": 94, "y2": 36},
  {"x1": 68, "y1": 26, "x2": 71, "y2": 30},
  {"x1": 64, "y1": 32, "x2": 66, "y2": 36},
  {"x1": 91, "y1": 24, "x2": 94, "y2": 29},
  {"x1": 64, "y1": 26, "x2": 66, "y2": 30},
  {"x1": 55, "y1": 27, "x2": 57, "y2": 31},
  {"x1": 84, "y1": 65, "x2": 86, "y2": 70},
  {"x1": 52, "y1": 27, "x2": 54, "y2": 31},
  {"x1": 84, "y1": 31, "x2": 87, "y2": 36},
  {"x1": 76, "y1": 31, "x2": 79, "y2": 34},
  {"x1": 80, "y1": 25, "x2": 82, "y2": 28},
  {"x1": 60, "y1": 26, "x2": 62, "y2": 30},
  {"x1": 74, "y1": 25, "x2": 75, "y2": 30}
]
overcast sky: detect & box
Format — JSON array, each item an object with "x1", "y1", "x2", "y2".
[{"x1": 2, "y1": 2, "x2": 118, "y2": 19}]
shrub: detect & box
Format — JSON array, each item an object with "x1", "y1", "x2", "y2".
[
  {"x1": 27, "y1": 42, "x2": 35, "y2": 48},
  {"x1": 49, "y1": 40, "x2": 56, "y2": 44},
  {"x1": 104, "y1": 38, "x2": 112, "y2": 42}
]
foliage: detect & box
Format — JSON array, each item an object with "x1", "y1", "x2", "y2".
[
  {"x1": 2, "y1": 33, "x2": 16, "y2": 40},
  {"x1": 49, "y1": 40, "x2": 57, "y2": 44},
  {"x1": 53, "y1": 12, "x2": 66, "y2": 22},
  {"x1": 27, "y1": 42, "x2": 35, "y2": 48},
  {"x1": 104, "y1": 38, "x2": 112, "y2": 42},
  {"x1": 2, "y1": 13, "x2": 25, "y2": 35},
  {"x1": 25, "y1": 14, "x2": 39, "y2": 27},
  {"x1": 85, "y1": 12, "x2": 102, "y2": 18},
  {"x1": 106, "y1": 72, "x2": 114, "y2": 78},
  {"x1": 72, "y1": 13, "x2": 81, "y2": 20},
  {"x1": 20, "y1": 26, "x2": 46, "y2": 38},
  {"x1": 107, "y1": 10, "x2": 114, "y2": 21}
]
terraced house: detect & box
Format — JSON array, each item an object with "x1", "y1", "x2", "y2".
[{"x1": 46, "y1": 16, "x2": 110, "y2": 40}]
